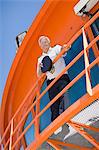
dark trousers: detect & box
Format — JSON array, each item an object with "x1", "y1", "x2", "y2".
[{"x1": 47, "y1": 74, "x2": 70, "y2": 122}]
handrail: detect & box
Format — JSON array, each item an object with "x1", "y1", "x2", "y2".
[{"x1": 0, "y1": 11, "x2": 99, "y2": 148}]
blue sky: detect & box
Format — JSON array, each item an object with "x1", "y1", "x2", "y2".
[{"x1": 0, "y1": 0, "x2": 45, "y2": 104}]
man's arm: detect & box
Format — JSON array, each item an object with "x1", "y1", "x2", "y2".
[
  {"x1": 55, "y1": 44, "x2": 71, "y2": 56},
  {"x1": 37, "y1": 62, "x2": 43, "y2": 77}
]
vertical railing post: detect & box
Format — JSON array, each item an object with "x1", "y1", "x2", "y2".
[
  {"x1": 82, "y1": 27, "x2": 93, "y2": 96},
  {"x1": 9, "y1": 119, "x2": 13, "y2": 150},
  {"x1": 87, "y1": 26, "x2": 99, "y2": 59},
  {"x1": 35, "y1": 80, "x2": 41, "y2": 139}
]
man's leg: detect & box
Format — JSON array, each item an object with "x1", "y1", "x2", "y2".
[
  {"x1": 56, "y1": 75, "x2": 70, "y2": 136},
  {"x1": 58, "y1": 74, "x2": 71, "y2": 113},
  {"x1": 63, "y1": 91, "x2": 70, "y2": 110},
  {"x1": 47, "y1": 80, "x2": 60, "y2": 121},
  {"x1": 47, "y1": 78, "x2": 70, "y2": 135}
]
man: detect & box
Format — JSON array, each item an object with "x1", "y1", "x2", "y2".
[{"x1": 37, "y1": 36, "x2": 71, "y2": 135}]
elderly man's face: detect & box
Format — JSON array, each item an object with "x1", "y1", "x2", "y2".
[{"x1": 40, "y1": 38, "x2": 50, "y2": 53}]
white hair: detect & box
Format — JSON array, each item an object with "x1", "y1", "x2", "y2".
[{"x1": 38, "y1": 36, "x2": 50, "y2": 46}]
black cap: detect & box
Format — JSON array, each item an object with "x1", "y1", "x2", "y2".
[{"x1": 41, "y1": 56, "x2": 53, "y2": 73}]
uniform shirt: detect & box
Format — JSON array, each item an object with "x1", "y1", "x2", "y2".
[{"x1": 37, "y1": 45, "x2": 68, "y2": 80}]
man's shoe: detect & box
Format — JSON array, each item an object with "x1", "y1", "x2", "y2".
[{"x1": 54, "y1": 126, "x2": 62, "y2": 135}]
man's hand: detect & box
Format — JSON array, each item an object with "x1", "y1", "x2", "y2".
[
  {"x1": 62, "y1": 44, "x2": 67, "y2": 49},
  {"x1": 39, "y1": 62, "x2": 43, "y2": 68},
  {"x1": 61, "y1": 44, "x2": 71, "y2": 52}
]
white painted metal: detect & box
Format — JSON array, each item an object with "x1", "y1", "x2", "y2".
[
  {"x1": 74, "y1": 0, "x2": 98, "y2": 16},
  {"x1": 64, "y1": 99, "x2": 99, "y2": 140}
]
